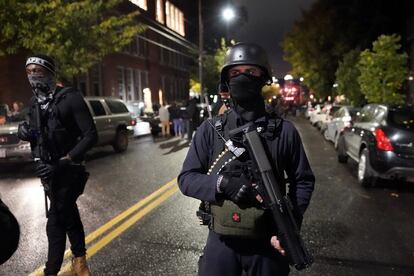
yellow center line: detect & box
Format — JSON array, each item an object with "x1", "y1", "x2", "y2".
[
  {"x1": 29, "y1": 179, "x2": 178, "y2": 276},
  {"x1": 59, "y1": 185, "x2": 179, "y2": 275}
]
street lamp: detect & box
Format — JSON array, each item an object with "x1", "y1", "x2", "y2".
[
  {"x1": 221, "y1": 6, "x2": 235, "y2": 42},
  {"x1": 222, "y1": 7, "x2": 235, "y2": 22}
]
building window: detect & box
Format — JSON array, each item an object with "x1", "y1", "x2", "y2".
[
  {"x1": 125, "y1": 68, "x2": 133, "y2": 101},
  {"x1": 91, "y1": 65, "x2": 101, "y2": 96},
  {"x1": 130, "y1": 0, "x2": 147, "y2": 10},
  {"x1": 156, "y1": 0, "x2": 164, "y2": 24},
  {"x1": 165, "y1": 1, "x2": 185, "y2": 36},
  {"x1": 117, "y1": 67, "x2": 126, "y2": 100},
  {"x1": 138, "y1": 35, "x2": 148, "y2": 57}
]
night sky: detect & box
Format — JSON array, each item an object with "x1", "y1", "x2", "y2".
[{"x1": 228, "y1": 0, "x2": 315, "y2": 77}]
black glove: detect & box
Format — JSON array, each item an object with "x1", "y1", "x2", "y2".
[
  {"x1": 35, "y1": 162, "x2": 56, "y2": 181},
  {"x1": 17, "y1": 122, "x2": 35, "y2": 142},
  {"x1": 219, "y1": 173, "x2": 254, "y2": 203},
  {"x1": 35, "y1": 158, "x2": 72, "y2": 181}
]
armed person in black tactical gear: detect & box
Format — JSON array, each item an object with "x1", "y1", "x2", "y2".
[
  {"x1": 178, "y1": 42, "x2": 315, "y2": 276},
  {"x1": 17, "y1": 54, "x2": 97, "y2": 276}
]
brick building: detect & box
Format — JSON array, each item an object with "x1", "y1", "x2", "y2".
[{"x1": 0, "y1": 0, "x2": 198, "y2": 110}]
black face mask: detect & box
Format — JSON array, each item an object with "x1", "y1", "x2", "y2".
[
  {"x1": 228, "y1": 73, "x2": 265, "y2": 103},
  {"x1": 228, "y1": 73, "x2": 266, "y2": 123}
]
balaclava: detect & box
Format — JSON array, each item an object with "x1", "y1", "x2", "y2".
[
  {"x1": 26, "y1": 55, "x2": 56, "y2": 107},
  {"x1": 228, "y1": 72, "x2": 266, "y2": 123}
]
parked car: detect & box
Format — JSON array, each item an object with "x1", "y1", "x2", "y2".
[
  {"x1": 305, "y1": 103, "x2": 321, "y2": 119},
  {"x1": 323, "y1": 106, "x2": 360, "y2": 147},
  {"x1": 309, "y1": 104, "x2": 340, "y2": 129},
  {"x1": 337, "y1": 104, "x2": 414, "y2": 187},
  {"x1": 0, "y1": 104, "x2": 31, "y2": 161},
  {"x1": 318, "y1": 105, "x2": 342, "y2": 131},
  {"x1": 84, "y1": 97, "x2": 135, "y2": 153},
  {"x1": 125, "y1": 101, "x2": 151, "y2": 137}
]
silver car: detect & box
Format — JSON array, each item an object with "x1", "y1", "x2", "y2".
[
  {"x1": 84, "y1": 97, "x2": 135, "y2": 153},
  {"x1": 0, "y1": 104, "x2": 31, "y2": 161},
  {"x1": 323, "y1": 106, "x2": 360, "y2": 148}
]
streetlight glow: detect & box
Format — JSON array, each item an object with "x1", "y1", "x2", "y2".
[{"x1": 222, "y1": 7, "x2": 235, "y2": 22}]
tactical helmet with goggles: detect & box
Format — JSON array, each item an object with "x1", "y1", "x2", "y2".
[{"x1": 220, "y1": 42, "x2": 272, "y2": 85}]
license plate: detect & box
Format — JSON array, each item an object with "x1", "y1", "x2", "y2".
[{"x1": 0, "y1": 148, "x2": 6, "y2": 158}]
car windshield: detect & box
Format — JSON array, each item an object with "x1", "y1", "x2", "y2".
[
  {"x1": 389, "y1": 109, "x2": 414, "y2": 130},
  {"x1": 349, "y1": 108, "x2": 361, "y2": 119}
]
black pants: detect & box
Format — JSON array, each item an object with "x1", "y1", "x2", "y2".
[
  {"x1": 198, "y1": 231, "x2": 290, "y2": 276},
  {"x1": 44, "y1": 166, "x2": 87, "y2": 275}
]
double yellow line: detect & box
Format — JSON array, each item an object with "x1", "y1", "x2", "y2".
[{"x1": 29, "y1": 179, "x2": 178, "y2": 276}]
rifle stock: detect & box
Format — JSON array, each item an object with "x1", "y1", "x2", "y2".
[{"x1": 233, "y1": 122, "x2": 313, "y2": 270}]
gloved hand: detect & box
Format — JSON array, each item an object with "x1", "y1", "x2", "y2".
[
  {"x1": 35, "y1": 162, "x2": 56, "y2": 181},
  {"x1": 219, "y1": 173, "x2": 254, "y2": 204},
  {"x1": 35, "y1": 158, "x2": 72, "y2": 181},
  {"x1": 17, "y1": 122, "x2": 35, "y2": 142}
]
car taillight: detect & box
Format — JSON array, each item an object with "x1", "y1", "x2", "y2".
[
  {"x1": 375, "y1": 128, "x2": 394, "y2": 151},
  {"x1": 131, "y1": 119, "x2": 136, "y2": 126}
]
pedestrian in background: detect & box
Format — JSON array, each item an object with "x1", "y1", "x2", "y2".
[
  {"x1": 186, "y1": 97, "x2": 199, "y2": 141},
  {"x1": 17, "y1": 54, "x2": 97, "y2": 276},
  {"x1": 159, "y1": 103, "x2": 170, "y2": 137},
  {"x1": 169, "y1": 102, "x2": 182, "y2": 137},
  {"x1": 179, "y1": 104, "x2": 189, "y2": 139},
  {"x1": 11, "y1": 101, "x2": 23, "y2": 116}
]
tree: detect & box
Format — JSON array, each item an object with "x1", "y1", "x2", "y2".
[
  {"x1": 190, "y1": 38, "x2": 231, "y2": 95},
  {"x1": 357, "y1": 34, "x2": 407, "y2": 105},
  {"x1": 335, "y1": 49, "x2": 365, "y2": 106},
  {"x1": 283, "y1": 0, "x2": 408, "y2": 100},
  {"x1": 0, "y1": 0, "x2": 145, "y2": 80}
]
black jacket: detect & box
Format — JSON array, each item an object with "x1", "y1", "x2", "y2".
[
  {"x1": 178, "y1": 110, "x2": 315, "y2": 215},
  {"x1": 28, "y1": 87, "x2": 98, "y2": 162}
]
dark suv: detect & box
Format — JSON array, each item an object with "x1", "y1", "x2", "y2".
[{"x1": 337, "y1": 104, "x2": 414, "y2": 187}]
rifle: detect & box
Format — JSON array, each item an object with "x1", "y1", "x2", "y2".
[
  {"x1": 33, "y1": 102, "x2": 51, "y2": 218},
  {"x1": 229, "y1": 122, "x2": 313, "y2": 270}
]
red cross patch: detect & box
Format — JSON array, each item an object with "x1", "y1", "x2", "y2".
[{"x1": 232, "y1": 212, "x2": 241, "y2": 222}]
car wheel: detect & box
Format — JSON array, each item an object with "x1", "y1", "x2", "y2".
[
  {"x1": 337, "y1": 135, "x2": 348, "y2": 163},
  {"x1": 358, "y1": 148, "x2": 376, "y2": 188},
  {"x1": 323, "y1": 129, "x2": 330, "y2": 141},
  {"x1": 112, "y1": 129, "x2": 128, "y2": 153},
  {"x1": 334, "y1": 133, "x2": 339, "y2": 149}
]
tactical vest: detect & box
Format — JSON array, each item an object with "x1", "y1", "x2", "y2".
[
  {"x1": 30, "y1": 87, "x2": 78, "y2": 162},
  {"x1": 206, "y1": 110, "x2": 284, "y2": 238}
]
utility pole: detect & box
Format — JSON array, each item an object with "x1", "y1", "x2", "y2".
[{"x1": 198, "y1": 0, "x2": 204, "y2": 102}]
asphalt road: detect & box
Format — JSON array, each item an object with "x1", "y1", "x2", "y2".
[{"x1": 1, "y1": 116, "x2": 413, "y2": 276}]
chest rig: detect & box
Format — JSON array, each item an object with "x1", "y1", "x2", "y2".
[
  {"x1": 199, "y1": 110, "x2": 283, "y2": 238},
  {"x1": 31, "y1": 87, "x2": 75, "y2": 162}
]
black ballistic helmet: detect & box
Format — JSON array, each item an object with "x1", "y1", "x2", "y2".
[{"x1": 220, "y1": 42, "x2": 272, "y2": 84}]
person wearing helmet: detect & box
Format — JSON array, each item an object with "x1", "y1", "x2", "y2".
[
  {"x1": 17, "y1": 54, "x2": 97, "y2": 276},
  {"x1": 178, "y1": 42, "x2": 315, "y2": 275}
]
